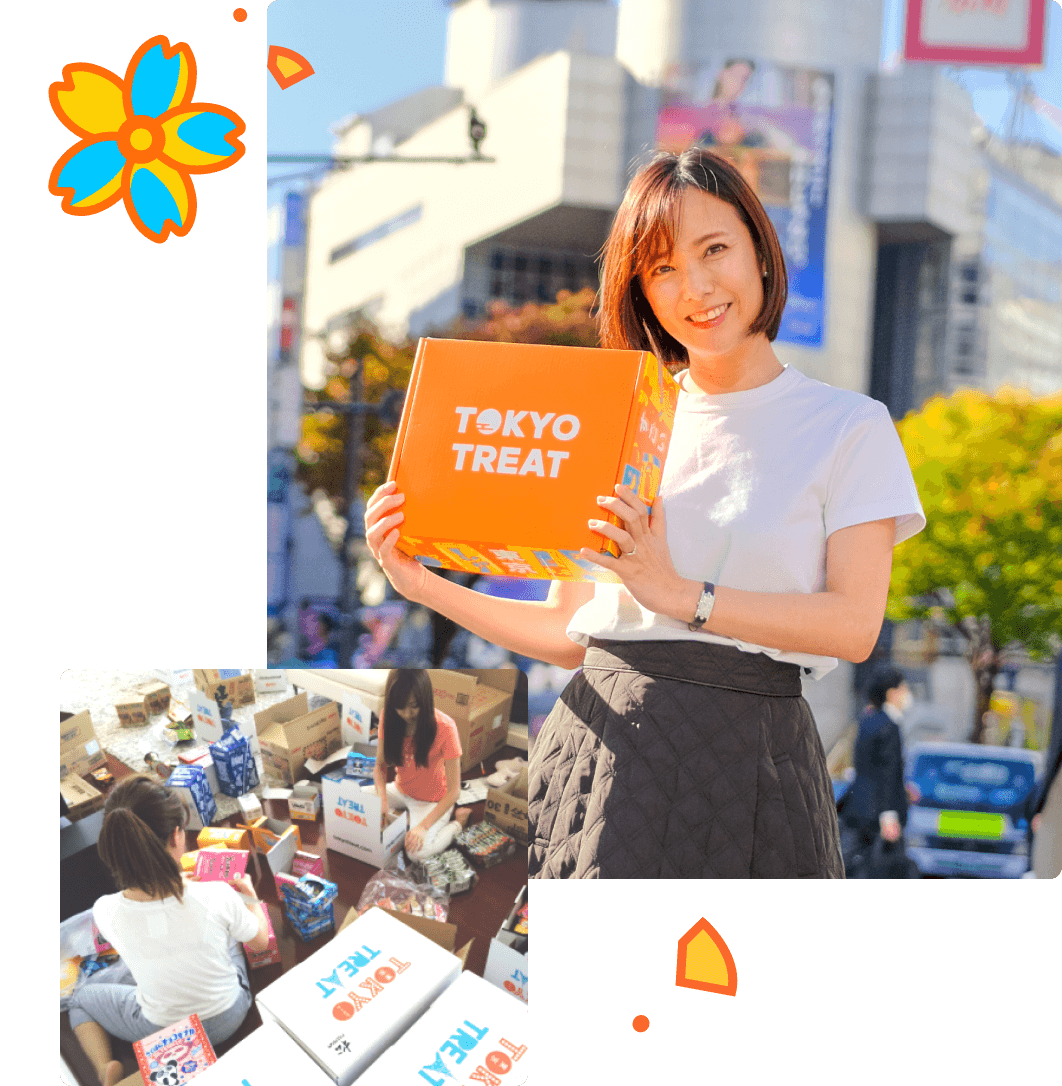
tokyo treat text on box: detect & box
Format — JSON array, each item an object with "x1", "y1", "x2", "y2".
[{"x1": 388, "y1": 338, "x2": 678, "y2": 581}]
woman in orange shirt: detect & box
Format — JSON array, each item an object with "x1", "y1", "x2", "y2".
[{"x1": 373, "y1": 669, "x2": 469, "y2": 859}]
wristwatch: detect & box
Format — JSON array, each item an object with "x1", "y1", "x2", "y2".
[{"x1": 688, "y1": 581, "x2": 716, "y2": 631}]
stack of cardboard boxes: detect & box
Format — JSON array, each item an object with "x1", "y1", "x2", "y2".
[{"x1": 165, "y1": 906, "x2": 527, "y2": 1086}]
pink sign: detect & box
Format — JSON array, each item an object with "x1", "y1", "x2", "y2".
[{"x1": 904, "y1": 0, "x2": 1047, "y2": 66}]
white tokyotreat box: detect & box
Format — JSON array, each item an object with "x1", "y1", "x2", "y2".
[
  {"x1": 356, "y1": 970, "x2": 529, "y2": 1086},
  {"x1": 193, "y1": 1021, "x2": 331, "y2": 1084},
  {"x1": 255, "y1": 907, "x2": 463, "y2": 1086}
]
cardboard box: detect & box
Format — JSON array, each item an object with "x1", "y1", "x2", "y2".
[
  {"x1": 60, "y1": 773, "x2": 104, "y2": 820},
  {"x1": 387, "y1": 337, "x2": 679, "y2": 580},
  {"x1": 136, "y1": 680, "x2": 171, "y2": 715},
  {"x1": 254, "y1": 669, "x2": 290, "y2": 695},
  {"x1": 485, "y1": 767, "x2": 529, "y2": 845},
  {"x1": 254, "y1": 693, "x2": 342, "y2": 787},
  {"x1": 355, "y1": 970, "x2": 528, "y2": 1086},
  {"x1": 483, "y1": 887, "x2": 528, "y2": 1004},
  {"x1": 194, "y1": 1022, "x2": 331, "y2": 1084},
  {"x1": 289, "y1": 780, "x2": 322, "y2": 821},
  {"x1": 255, "y1": 907, "x2": 464, "y2": 1086},
  {"x1": 428, "y1": 669, "x2": 517, "y2": 772},
  {"x1": 115, "y1": 693, "x2": 149, "y2": 727},
  {"x1": 206, "y1": 673, "x2": 256, "y2": 710},
  {"x1": 60, "y1": 710, "x2": 107, "y2": 780},
  {"x1": 322, "y1": 772, "x2": 408, "y2": 869}
]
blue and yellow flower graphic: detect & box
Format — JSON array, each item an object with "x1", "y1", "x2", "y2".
[{"x1": 48, "y1": 35, "x2": 245, "y2": 243}]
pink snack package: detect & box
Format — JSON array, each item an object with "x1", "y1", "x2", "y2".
[
  {"x1": 243, "y1": 905, "x2": 282, "y2": 969},
  {"x1": 292, "y1": 851, "x2": 324, "y2": 878},
  {"x1": 194, "y1": 849, "x2": 249, "y2": 883}
]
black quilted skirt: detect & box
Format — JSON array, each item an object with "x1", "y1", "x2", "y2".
[{"x1": 528, "y1": 638, "x2": 844, "y2": 879}]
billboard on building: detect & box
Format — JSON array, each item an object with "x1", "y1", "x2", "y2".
[
  {"x1": 655, "y1": 58, "x2": 834, "y2": 349},
  {"x1": 903, "y1": 0, "x2": 1047, "y2": 66}
]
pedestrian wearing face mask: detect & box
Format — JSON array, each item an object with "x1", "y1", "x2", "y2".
[{"x1": 842, "y1": 667, "x2": 914, "y2": 877}]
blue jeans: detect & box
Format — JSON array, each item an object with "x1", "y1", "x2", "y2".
[{"x1": 67, "y1": 940, "x2": 252, "y2": 1048}]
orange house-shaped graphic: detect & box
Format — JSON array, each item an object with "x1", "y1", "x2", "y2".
[{"x1": 676, "y1": 918, "x2": 738, "y2": 996}]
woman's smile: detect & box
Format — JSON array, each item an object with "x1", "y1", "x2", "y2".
[{"x1": 686, "y1": 302, "x2": 730, "y2": 328}]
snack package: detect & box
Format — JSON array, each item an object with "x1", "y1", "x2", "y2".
[
  {"x1": 133, "y1": 1013, "x2": 216, "y2": 1084},
  {"x1": 194, "y1": 849, "x2": 249, "y2": 882},
  {"x1": 243, "y1": 904, "x2": 282, "y2": 969},
  {"x1": 419, "y1": 848, "x2": 478, "y2": 895},
  {"x1": 354, "y1": 851, "x2": 449, "y2": 922},
  {"x1": 278, "y1": 873, "x2": 339, "y2": 942},
  {"x1": 456, "y1": 820, "x2": 517, "y2": 867}
]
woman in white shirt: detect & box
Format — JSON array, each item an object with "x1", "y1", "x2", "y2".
[
  {"x1": 67, "y1": 774, "x2": 270, "y2": 1086},
  {"x1": 365, "y1": 147, "x2": 925, "y2": 879}
]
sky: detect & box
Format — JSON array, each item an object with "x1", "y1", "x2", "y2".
[{"x1": 267, "y1": 0, "x2": 1062, "y2": 184}]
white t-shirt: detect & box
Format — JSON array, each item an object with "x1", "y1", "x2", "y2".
[
  {"x1": 93, "y1": 880, "x2": 259, "y2": 1026},
  {"x1": 567, "y1": 364, "x2": 926, "y2": 680}
]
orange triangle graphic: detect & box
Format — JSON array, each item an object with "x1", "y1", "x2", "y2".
[
  {"x1": 676, "y1": 918, "x2": 738, "y2": 996},
  {"x1": 268, "y1": 45, "x2": 315, "y2": 90}
]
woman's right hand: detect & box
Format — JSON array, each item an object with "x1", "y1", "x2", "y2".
[
  {"x1": 364, "y1": 481, "x2": 429, "y2": 602},
  {"x1": 227, "y1": 874, "x2": 257, "y2": 899}
]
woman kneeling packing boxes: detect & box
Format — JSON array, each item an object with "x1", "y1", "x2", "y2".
[{"x1": 373, "y1": 669, "x2": 471, "y2": 860}]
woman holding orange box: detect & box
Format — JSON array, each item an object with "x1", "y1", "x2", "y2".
[{"x1": 366, "y1": 147, "x2": 924, "y2": 879}]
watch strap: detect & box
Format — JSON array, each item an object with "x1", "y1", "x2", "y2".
[{"x1": 688, "y1": 581, "x2": 716, "y2": 631}]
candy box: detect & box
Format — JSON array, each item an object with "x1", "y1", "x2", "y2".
[
  {"x1": 289, "y1": 780, "x2": 322, "y2": 821},
  {"x1": 60, "y1": 773, "x2": 104, "y2": 821},
  {"x1": 253, "y1": 668, "x2": 290, "y2": 694},
  {"x1": 197, "y1": 826, "x2": 251, "y2": 851},
  {"x1": 133, "y1": 1013, "x2": 216, "y2": 1085},
  {"x1": 485, "y1": 767, "x2": 529, "y2": 845},
  {"x1": 456, "y1": 821, "x2": 517, "y2": 868},
  {"x1": 355, "y1": 970, "x2": 529, "y2": 1086},
  {"x1": 255, "y1": 907, "x2": 464, "y2": 1086},
  {"x1": 212, "y1": 728, "x2": 255, "y2": 797},
  {"x1": 279, "y1": 874, "x2": 339, "y2": 940},
  {"x1": 167, "y1": 766, "x2": 216, "y2": 830},
  {"x1": 194, "y1": 848, "x2": 249, "y2": 882},
  {"x1": 387, "y1": 337, "x2": 678, "y2": 580},
  {"x1": 137, "y1": 680, "x2": 171, "y2": 715},
  {"x1": 238, "y1": 792, "x2": 264, "y2": 820},
  {"x1": 192, "y1": 1022, "x2": 331, "y2": 1085},
  {"x1": 60, "y1": 710, "x2": 107, "y2": 780},
  {"x1": 483, "y1": 887, "x2": 528, "y2": 1004},
  {"x1": 243, "y1": 905, "x2": 283, "y2": 970}
]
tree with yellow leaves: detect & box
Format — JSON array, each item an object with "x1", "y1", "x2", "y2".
[{"x1": 887, "y1": 386, "x2": 1062, "y2": 743}]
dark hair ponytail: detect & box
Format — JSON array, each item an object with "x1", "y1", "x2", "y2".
[{"x1": 98, "y1": 774, "x2": 187, "y2": 902}]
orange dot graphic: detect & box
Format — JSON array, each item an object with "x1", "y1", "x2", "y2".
[
  {"x1": 332, "y1": 1002, "x2": 354, "y2": 1021},
  {"x1": 233, "y1": 8, "x2": 247, "y2": 21},
  {"x1": 632, "y1": 1015, "x2": 650, "y2": 1032}
]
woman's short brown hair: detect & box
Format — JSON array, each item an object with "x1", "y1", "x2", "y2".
[
  {"x1": 98, "y1": 773, "x2": 187, "y2": 902},
  {"x1": 597, "y1": 148, "x2": 788, "y2": 367}
]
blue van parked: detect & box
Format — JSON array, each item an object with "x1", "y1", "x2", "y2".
[{"x1": 904, "y1": 742, "x2": 1042, "y2": 878}]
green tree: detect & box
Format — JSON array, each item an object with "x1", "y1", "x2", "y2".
[{"x1": 886, "y1": 386, "x2": 1062, "y2": 743}]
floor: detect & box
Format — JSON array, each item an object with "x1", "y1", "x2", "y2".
[{"x1": 60, "y1": 746, "x2": 527, "y2": 1086}]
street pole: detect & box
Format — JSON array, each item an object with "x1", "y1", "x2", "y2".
[{"x1": 336, "y1": 357, "x2": 365, "y2": 667}]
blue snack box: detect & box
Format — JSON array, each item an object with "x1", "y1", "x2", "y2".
[
  {"x1": 279, "y1": 874, "x2": 338, "y2": 941},
  {"x1": 167, "y1": 766, "x2": 217, "y2": 829},
  {"x1": 211, "y1": 729, "x2": 248, "y2": 796},
  {"x1": 346, "y1": 752, "x2": 376, "y2": 778}
]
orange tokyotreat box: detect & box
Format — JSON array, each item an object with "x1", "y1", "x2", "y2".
[{"x1": 387, "y1": 338, "x2": 680, "y2": 581}]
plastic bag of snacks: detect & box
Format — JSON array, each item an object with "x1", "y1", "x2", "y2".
[
  {"x1": 354, "y1": 851, "x2": 449, "y2": 922},
  {"x1": 455, "y1": 820, "x2": 517, "y2": 868},
  {"x1": 418, "y1": 848, "x2": 478, "y2": 896}
]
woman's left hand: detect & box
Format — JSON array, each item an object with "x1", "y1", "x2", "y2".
[
  {"x1": 405, "y1": 826, "x2": 425, "y2": 854},
  {"x1": 582, "y1": 485, "x2": 697, "y2": 621}
]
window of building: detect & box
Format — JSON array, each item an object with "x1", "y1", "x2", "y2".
[{"x1": 485, "y1": 247, "x2": 599, "y2": 308}]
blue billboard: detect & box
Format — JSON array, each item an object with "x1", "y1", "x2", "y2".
[{"x1": 655, "y1": 58, "x2": 834, "y2": 349}]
